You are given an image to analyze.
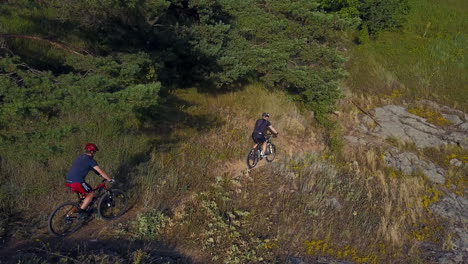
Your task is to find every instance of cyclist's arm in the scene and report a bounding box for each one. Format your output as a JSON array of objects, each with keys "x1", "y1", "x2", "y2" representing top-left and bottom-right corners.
[
  {"x1": 93, "y1": 166, "x2": 112, "y2": 181},
  {"x1": 268, "y1": 125, "x2": 278, "y2": 135}
]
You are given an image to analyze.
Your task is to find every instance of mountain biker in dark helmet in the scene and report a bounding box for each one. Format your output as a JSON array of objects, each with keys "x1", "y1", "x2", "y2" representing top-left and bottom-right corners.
[
  {"x1": 65, "y1": 143, "x2": 113, "y2": 218},
  {"x1": 252, "y1": 113, "x2": 279, "y2": 158}
]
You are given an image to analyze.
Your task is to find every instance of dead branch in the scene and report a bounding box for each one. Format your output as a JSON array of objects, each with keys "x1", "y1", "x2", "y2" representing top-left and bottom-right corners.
[
  {"x1": 352, "y1": 100, "x2": 383, "y2": 128},
  {"x1": 0, "y1": 34, "x2": 91, "y2": 56}
]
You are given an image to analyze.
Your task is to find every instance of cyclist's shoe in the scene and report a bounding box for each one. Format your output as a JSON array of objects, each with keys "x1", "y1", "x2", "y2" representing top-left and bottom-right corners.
[
  {"x1": 77, "y1": 209, "x2": 90, "y2": 220},
  {"x1": 260, "y1": 152, "x2": 266, "y2": 159}
]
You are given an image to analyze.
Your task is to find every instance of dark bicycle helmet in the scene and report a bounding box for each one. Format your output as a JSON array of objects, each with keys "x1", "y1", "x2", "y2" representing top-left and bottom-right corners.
[
  {"x1": 262, "y1": 112, "x2": 270, "y2": 117},
  {"x1": 85, "y1": 143, "x2": 99, "y2": 152}
]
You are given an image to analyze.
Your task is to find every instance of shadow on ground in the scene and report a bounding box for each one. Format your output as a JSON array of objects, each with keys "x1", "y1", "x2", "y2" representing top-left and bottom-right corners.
[
  {"x1": 0, "y1": 236, "x2": 193, "y2": 264},
  {"x1": 114, "y1": 91, "x2": 225, "y2": 190}
]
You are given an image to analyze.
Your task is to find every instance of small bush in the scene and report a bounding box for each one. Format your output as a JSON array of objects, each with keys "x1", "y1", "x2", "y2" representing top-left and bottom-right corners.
[
  {"x1": 132, "y1": 249, "x2": 149, "y2": 264},
  {"x1": 191, "y1": 192, "x2": 275, "y2": 263},
  {"x1": 135, "y1": 209, "x2": 170, "y2": 239}
]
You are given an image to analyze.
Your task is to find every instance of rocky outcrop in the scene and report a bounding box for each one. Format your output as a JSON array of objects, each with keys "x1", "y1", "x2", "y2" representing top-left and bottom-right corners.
[
  {"x1": 430, "y1": 192, "x2": 468, "y2": 223},
  {"x1": 384, "y1": 148, "x2": 447, "y2": 184},
  {"x1": 346, "y1": 103, "x2": 467, "y2": 184},
  {"x1": 427, "y1": 191, "x2": 468, "y2": 264},
  {"x1": 356, "y1": 105, "x2": 467, "y2": 149}
]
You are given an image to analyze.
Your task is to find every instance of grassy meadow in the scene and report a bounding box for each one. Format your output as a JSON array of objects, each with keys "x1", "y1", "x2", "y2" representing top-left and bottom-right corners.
[{"x1": 347, "y1": 0, "x2": 467, "y2": 111}]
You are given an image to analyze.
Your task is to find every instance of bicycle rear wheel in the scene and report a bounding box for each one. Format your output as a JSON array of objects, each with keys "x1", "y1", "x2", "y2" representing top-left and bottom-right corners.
[
  {"x1": 265, "y1": 143, "x2": 276, "y2": 162},
  {"x1": 48, "y1": 202, "x2": 83, "y2": 236},
  {"x1": 246, "y1": 148, "x2": 259, "y2": 169},
  {"x1": 98, "y1": 189, "x2": 127, "y2": 220}
]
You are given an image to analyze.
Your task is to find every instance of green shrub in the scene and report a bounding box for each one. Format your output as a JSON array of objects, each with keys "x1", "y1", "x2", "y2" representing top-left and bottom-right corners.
[
  {"x1": 191, "y1": 192, "x2": 275, "y2": 264},
  {"x1": 319, "y1": 0, "x2": 410, "y2": 35},
  {"x1": 135, "y1": 209, "x2": 170, "y2": 239},
  {"x1": 358, "y1": 24, "x2": 370, "y2": 44}
]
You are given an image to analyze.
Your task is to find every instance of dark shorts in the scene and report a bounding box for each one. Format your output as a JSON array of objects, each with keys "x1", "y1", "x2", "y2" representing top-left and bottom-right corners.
[
  {"x1": 66, "y1": 182, "x2": 92, "y2": 195},
  {"x1": 252, "y1": 132, "x2": 266, "y2": 144}
]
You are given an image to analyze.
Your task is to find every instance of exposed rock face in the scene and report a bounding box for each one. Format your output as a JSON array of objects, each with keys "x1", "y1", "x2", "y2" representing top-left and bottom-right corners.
[
  {"x1": 346, "y1": 103, "x2": 467, "y2": 184},
  {"x1": 458, "y1": 123, "x2": 468, "y2": 131},
  {"x1": 442, "y1": 113, "x2": 463, "y2": 126},
  {"x1": 384, "y1": 148, "x2": 447, "y2": 184},
  {"x1": 450, "y1": 159, "x2": 463, "y2": 167},
  {"x1": 428, "y1": 191, "x2": 468, "y2": 264},
  {"x1": 430, "y1": 191, "x2": 468, "y2": 229},
  {"x1": 359, "y1": 105, "x2": 467, "y2": 149}
]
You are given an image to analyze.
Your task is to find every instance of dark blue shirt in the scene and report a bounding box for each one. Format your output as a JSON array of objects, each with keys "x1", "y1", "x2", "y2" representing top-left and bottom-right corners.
[
  {"x1": 253, "y1": 119, "x2": 271, "y2": 134},
  {"x1": 66, "y1": 154, "x2": 98, "y2": 183}
]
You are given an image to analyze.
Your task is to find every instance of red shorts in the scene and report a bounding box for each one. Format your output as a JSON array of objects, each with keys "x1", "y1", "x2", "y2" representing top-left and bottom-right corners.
[{"x1": 66, "y1": 182, "x2": 92, "y2": 195}]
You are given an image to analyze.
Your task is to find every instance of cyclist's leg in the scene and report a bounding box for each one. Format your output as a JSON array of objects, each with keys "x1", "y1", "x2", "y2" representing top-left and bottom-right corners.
[
  {"x1": 251, "y1": 133, "x2": 258, "y2": 149},
  {"x1": 78, "y1": 182, "x2": 94, "y2": 210},
  {"x1": 67, "y1": 182, "x2": 94, "y2": 210},
  {"x1": 262, "y1": 141, "x2": 267, "y2": 155},
  {"x1": 255, "y1": 135, "x2": 266, "y2": 155},
  {"x1": 65, "y1": 182, "x2": 93, "y2": 218}
]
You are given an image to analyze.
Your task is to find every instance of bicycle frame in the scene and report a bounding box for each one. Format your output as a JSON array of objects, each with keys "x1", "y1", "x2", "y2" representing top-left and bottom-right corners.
[
  {"x1": 254, "y1": 134, "x2": 272, "y2": 151},
  {"x1": 75, "y1": 180, "x2": 108, "y2": 203}
]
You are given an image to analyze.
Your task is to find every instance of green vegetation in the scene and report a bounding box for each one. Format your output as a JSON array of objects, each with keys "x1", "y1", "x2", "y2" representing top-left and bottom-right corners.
[
  {"x1": 347, "y1": 0, "x2": 467, "y2": 110},
  {"x1": 136, "y1": 209, "x2": 170, "y2": 239},
  {"x1": 319, "y1": 0, "x2": 410, "y2": 35},
  {"x1": 0, "y1": 0, "x2": 463, "y2": 263}
]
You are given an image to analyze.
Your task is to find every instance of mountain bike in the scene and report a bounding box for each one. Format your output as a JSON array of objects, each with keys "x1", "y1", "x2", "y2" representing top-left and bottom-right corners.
[
  {"x1": 48, "y1": 179, "x2": 128, "y2": 236},
  {"x1": 246, "y1": 134, "x2": 277, "y2": 169}
]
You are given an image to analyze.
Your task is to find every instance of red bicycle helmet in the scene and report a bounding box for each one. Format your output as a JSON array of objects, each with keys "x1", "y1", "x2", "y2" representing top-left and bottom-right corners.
[{"x1": 85, "y1": 143, "x2": 99, "y2": 152}]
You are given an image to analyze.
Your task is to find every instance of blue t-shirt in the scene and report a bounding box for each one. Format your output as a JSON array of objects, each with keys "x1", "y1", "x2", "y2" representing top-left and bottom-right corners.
[
  {"x1": 66, "y1": 154, "x2": 99, "y2": 183},
  {"x1": 253, "y1": 119, "x2": 271, "y2": 134}
]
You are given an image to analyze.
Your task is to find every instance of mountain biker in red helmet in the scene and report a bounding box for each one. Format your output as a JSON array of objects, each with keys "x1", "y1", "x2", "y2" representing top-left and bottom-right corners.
[
  {"x1": 252, "y1": 113, "x2": 279, "y2": 158},
  {"x1": 65, "y1": 143, "x2": 113, "y2": 218}
]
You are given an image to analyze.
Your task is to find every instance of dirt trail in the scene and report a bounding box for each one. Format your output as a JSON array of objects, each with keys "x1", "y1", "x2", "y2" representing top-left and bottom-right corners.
[
  {"x1": 0, "y1": 204, "x2": 141, "y2": 259},
  {"x1": 0, "y1": 201, "x2": 195, "y2": 263}
]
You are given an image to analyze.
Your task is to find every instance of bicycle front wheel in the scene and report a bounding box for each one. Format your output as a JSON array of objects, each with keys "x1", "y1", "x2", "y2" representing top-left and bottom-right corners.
[
  {"x1": 246, "y1": 148, "x2": 259, "y2": 169},
  {"x1": 98, "y1": 189, "x2": 127, "y2": 220},
  {"x1": 48, "y1": 202, "x2": 83, "y2": 236},
  {"x1": 265, "y1": 143, "x2": 276, "y2": 162}
]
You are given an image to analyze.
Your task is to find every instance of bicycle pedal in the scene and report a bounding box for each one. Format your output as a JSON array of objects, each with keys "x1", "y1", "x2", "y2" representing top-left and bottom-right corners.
[
  {"x1": 77, "y1": 214, "x2": 88, "y2": 220},
  {"x1": 78, "y1": 210, "x2": 91, "y2": 219}
]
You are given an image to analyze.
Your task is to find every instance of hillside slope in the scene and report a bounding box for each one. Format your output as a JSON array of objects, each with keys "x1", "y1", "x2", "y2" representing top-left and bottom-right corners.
[{"x1": 2, "y1": 85, "x2": 466, "y2": 264}]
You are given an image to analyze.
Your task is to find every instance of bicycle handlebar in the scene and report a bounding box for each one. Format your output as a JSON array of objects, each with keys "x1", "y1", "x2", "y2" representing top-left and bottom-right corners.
[{"x1": 98, "y1": 175, "x2": 115, "y2": 183}]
